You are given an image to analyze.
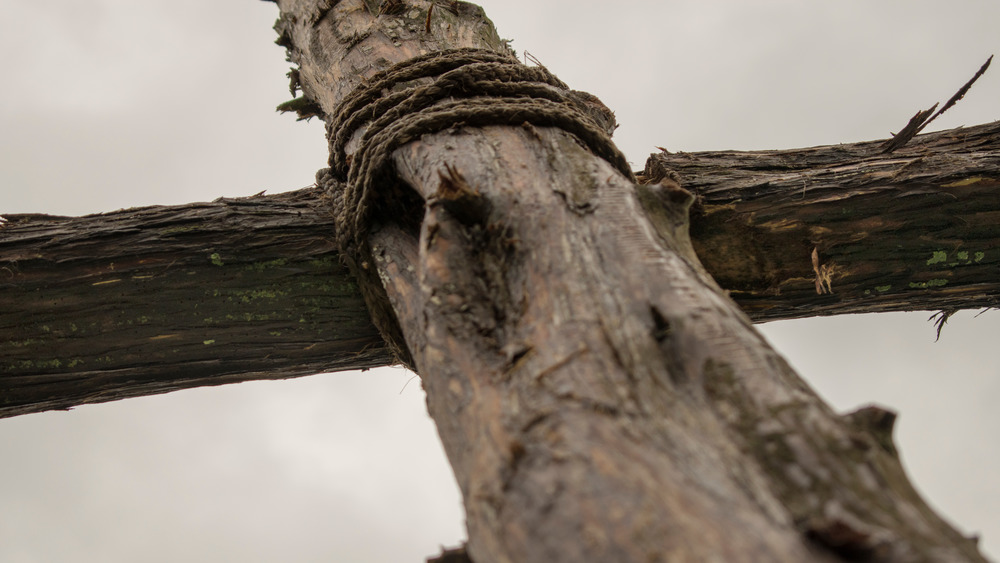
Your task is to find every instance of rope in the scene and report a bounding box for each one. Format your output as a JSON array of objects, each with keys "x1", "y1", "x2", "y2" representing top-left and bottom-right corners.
[{"x1": 318, "y1": 48, "x2": 632, "y2": 365}]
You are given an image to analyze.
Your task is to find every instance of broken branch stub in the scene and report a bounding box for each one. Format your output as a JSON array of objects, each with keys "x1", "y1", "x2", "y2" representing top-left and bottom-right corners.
[{"x1": 880, "y1": 55, "x2": 993, "y2": 153}]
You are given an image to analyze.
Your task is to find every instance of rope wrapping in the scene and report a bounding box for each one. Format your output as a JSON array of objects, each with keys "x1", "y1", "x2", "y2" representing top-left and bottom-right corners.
[{"x1": 318, "y1": 48, "x2": 633, "y2": 366}]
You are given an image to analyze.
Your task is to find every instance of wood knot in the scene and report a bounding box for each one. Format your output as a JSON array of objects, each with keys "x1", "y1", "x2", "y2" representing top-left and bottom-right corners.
[
  {"x1": 432, "y1": 163, "x2": 491, "y2": 226},
  {"x1": 845, "y1": 404, "x2": 898, "y2": 456}
]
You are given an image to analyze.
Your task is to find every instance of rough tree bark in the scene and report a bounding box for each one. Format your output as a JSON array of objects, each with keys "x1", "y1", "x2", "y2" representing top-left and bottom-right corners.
[
  {"x1": 0, "y1": 1, "x2": 993, "y2": 560},
  {"x1": 274, "y1": 0, "x2": 985, "y2": 561},
  {"x1": 657, "y1": 124, "x2": 1000, "y2": 321},
  {"x1": 0, "y1": 189, "x2": 389, "y2": 418},
  {"x1": 3, "y1": 122, "x2": 997, "y2": 417}
]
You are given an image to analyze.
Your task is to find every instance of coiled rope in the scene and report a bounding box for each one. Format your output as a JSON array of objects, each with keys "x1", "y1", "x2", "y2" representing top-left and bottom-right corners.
[{"x1": 317, "y1": 48, "x2": 633, "y2": 365}]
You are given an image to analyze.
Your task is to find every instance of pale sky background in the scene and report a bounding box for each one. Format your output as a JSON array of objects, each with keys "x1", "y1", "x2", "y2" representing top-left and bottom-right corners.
[{"x1": 1, "y1": 1, "x2": 998, "y2": 561}]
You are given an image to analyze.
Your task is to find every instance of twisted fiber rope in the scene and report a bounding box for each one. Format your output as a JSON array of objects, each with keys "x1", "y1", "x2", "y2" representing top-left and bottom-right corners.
[
  {"x1": 328, "y1": 49, "x2": 529, "y2": 140},
  {"x1": 329, "y1": 61, "x2": 570, "y2": 174},
  {"x1": 319, "y1": 48, "x2": 632, "y2": 364},
  {"x1": 327, "y1": 48, "x2": 545, "y2": 168}
]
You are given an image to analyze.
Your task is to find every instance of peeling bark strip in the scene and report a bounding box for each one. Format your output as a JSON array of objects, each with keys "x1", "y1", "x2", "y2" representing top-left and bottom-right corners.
[
  {"x1": 276, "y1": 0, "x2": 986, "y2": 560},
  {"x1": 0, "y1": 189, "x2": 389, "y2": 418},
  {"x1": 880, "y1": 55, "x2": 993, "y2": 153}
]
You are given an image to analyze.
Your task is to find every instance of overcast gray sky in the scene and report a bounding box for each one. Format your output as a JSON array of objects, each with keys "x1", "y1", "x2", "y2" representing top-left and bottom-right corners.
[{"x1": 1, "y1": 1, "x2": 998, "y2": 561}]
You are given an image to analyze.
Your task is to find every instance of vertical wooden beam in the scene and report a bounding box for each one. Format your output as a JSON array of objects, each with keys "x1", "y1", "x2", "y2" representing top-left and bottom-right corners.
[{"x1": 279, "y1": 1, "x2": 986, "y2": 560}]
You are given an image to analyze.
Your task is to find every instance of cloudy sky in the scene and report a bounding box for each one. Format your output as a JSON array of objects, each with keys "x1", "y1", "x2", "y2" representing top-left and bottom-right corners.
[{"x1": 1, "y1": 1, "x2": 998, "y2": 561}]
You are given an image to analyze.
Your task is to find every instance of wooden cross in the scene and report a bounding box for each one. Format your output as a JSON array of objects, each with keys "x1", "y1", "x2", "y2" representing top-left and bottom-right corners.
[{"x1": 1, "y1": 1, "x2": 996, "y2": 560}]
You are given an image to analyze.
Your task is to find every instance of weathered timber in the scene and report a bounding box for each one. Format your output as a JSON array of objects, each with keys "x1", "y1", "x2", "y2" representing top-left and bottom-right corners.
[
  {"x1": 649, "y1": 121, "x2": 1000, "y2": 321},
  {"x1": 280, "y1": 0, "x2": 987, "y2": 560},
  {"x1": 0, "y1": 0, "x2": 990, "y2": 558},
  {"x1": 3, "y1": 121, "x2": 998, "y2": 418},
  {"x1": 0, "y1": 188, "x2": 390, "y2": 418}
]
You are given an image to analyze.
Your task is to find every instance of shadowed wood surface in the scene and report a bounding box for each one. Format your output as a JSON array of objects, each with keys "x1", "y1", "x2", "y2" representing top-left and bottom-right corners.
[{"x1": 0, "y1": 188, "x2": 390, "y2": 418}]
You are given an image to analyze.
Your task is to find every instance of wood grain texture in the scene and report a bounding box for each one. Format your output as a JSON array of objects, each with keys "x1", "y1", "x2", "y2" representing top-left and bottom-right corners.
[
  {"x1": 280, "y1": 0, "x2": 989, "y2": 560},
  {"x1": 0, "y1": 188, "x2": 390, "y2": 418},
  {"x1": 0, "y1": 2, "x2": 994, "y2": 556},
  {"x1": 381, "y1": 123, "x2": 985, "y2": 562},
  {"x1": 651, "y1": 121, "x2": 1000, "y2": 321}
]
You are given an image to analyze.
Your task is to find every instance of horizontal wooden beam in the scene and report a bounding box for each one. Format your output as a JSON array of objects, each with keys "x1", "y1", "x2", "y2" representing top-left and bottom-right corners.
[
  {"x1": 649, "y1": 120, "x2": 1000, "y2": 321},
  {"x1": 2, "y1": 121, "x2": 998, "y2": 417},
  {"x1": 0, "y1": 188, "x2": 391, "y2": 418}
]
